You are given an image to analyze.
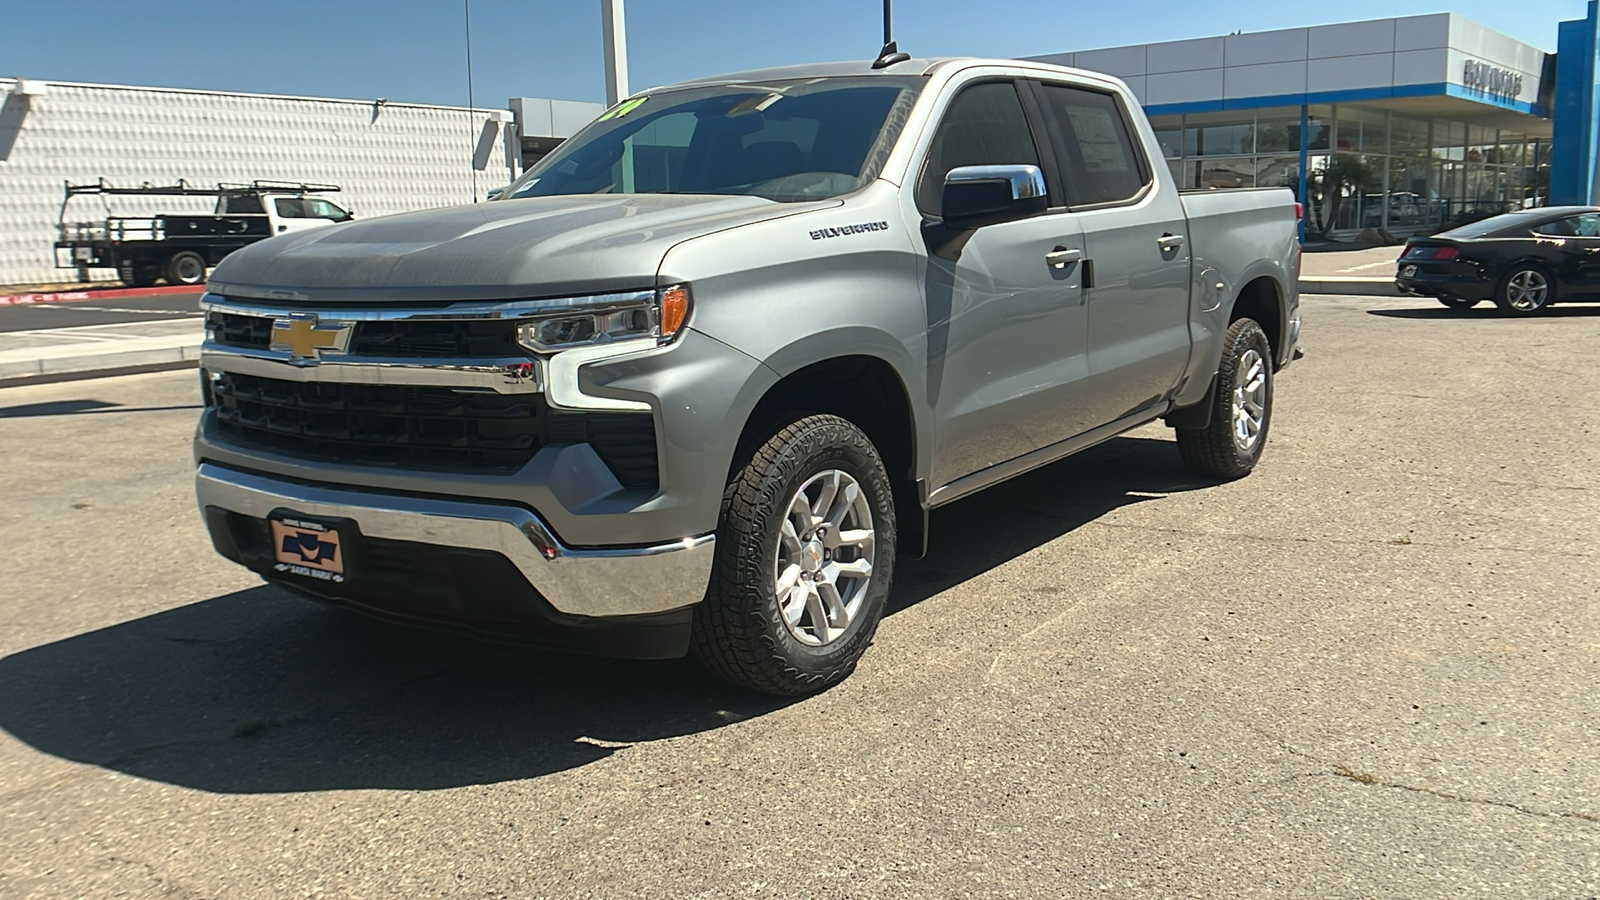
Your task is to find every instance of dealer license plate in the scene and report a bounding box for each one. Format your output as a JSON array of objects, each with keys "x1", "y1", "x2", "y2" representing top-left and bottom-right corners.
[{"x1": 270, "y1": 515, "x2": 346, "y2": 583}]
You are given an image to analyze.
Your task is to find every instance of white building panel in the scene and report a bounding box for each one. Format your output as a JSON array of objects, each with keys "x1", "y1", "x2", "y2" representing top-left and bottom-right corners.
[
  {"x1": 1146, "y1": 37, "x2": 1225, "y2": 75},
  {"x1": 0, "y1": 79, "x2": 540, "y2": 287},
  {"x1": 1308, "y1": 53, "x2": 1399, "y2": 93},
  {"x1": 1393, "y1": 48, "x2": 1451, "y2": 87},
  {"x1": 1146, "y1": 69, "x2": 1225, "y2": 106},
  {"x1": 1225, "y1": 61, "x2": 1308, "y2": 100},
  {"x1": 1308, "y1": 20, "x2": 1397, "y2": 59},
  {"x1": 1224, "y1": 28, "x2": 1308, "y2": 67},
  {"x1": 1395, "y1": 14, "x2": 1450, "y2": 52},
  {"x1": 1073, "y1": 46, "x2": 1147, "y2": 78}
]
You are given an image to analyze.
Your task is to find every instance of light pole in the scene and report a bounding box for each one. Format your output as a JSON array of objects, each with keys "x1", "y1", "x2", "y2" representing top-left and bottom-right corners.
[{"x1": 602, "y1": 0, "x2": 629, "y2": 106}]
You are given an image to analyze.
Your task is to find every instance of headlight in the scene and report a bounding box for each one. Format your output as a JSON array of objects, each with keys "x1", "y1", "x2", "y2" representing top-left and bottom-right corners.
[{"x1": 517, "y1": 285, "x2": 691, "y2": 354}]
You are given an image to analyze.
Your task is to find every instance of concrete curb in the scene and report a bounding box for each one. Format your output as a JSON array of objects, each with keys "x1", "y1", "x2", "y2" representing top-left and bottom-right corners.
[
  {"x1": 1297, "y1": 277, "x2": 1401, "y2": 297},
  {"x1": 0, "y1": 285, "x2": 204, "y2": 307},
  {"x1": 0, "y1": 333, "x2": 201, "y2": 383}
]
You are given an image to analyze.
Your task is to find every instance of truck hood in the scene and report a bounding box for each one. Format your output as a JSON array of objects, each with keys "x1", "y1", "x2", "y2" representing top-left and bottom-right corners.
[{"x1": 208, "y1": 194, "x2": 839, "y2": 302}]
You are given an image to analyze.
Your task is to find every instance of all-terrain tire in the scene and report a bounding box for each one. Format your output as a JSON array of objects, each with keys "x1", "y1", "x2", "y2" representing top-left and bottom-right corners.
[
  {"x1": 691, "y1": 414, "x2": 896, "y2": 696},
  {"x1": 1175, "y1": 317, "x2": 1273, "y2": 479}
]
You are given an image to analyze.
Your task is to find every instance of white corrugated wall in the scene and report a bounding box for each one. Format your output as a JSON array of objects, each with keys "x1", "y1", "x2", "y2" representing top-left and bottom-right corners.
[{"x1": 0, "y1": 78, "x2": 521, "y2": 286}]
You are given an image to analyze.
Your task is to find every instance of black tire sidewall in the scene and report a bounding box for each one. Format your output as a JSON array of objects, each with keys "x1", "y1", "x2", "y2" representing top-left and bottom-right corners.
[
  {"x1": 165, "y1": 251, "x2": 206, "y2": 285},
  {"x1": 1218, "y1": 319, "x2": 1273, "y2": 472}
]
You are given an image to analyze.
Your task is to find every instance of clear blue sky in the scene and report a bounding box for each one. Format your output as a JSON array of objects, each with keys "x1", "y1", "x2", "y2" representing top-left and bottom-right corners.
[{"x1": 1, "y1": 0, "x2": 1590, "y2": 107}]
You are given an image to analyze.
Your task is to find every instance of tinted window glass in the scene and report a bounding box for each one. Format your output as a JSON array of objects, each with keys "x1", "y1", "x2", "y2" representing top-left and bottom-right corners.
[
  {"x1": 915, "y1": 81, "x2": 1041, "y2": 217},
  {"x1": 1443, "y1": 210, "x2": 1548, "y2": 239},
  {"x1": 273, "y1": 198, "x2": 306, "y2": 218},
  {"x1": 1037, "y1": 84, "x2": 1149, "y2": 206},
  {"x1": 219, "y1": 194, "x2": 264, "y2": 214},
  {"x1": 303, "y1": 198, "x2": 349, "y2": 220},
  {"x1": 505, "y1": 76, "x2": 922, "y2": 203}
]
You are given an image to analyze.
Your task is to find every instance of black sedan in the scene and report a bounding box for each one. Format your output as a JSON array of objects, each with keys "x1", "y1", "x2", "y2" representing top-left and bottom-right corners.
[{"x1": 1394, "y1": 206, "x2": 1600, "y2": 315}]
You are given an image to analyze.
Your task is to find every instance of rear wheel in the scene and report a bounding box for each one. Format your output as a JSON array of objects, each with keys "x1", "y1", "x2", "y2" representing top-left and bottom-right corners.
[
  {"x1": 1437, "y1": 296, "x2": 1480, "y2": 310},
  {"x1": 691, "y1": 414, "x2": 895, "y2": 696},
  {"x1": 116, "y1": 259, "x2": 159, "y2": 288},
  {"x1": 1494, "y1": 263, "x2": 1553, "y2": 316},
  {"x1": 1175, "y1": 317, "x2": 1273, "y2": 479},
  {"x1": 164, "y1": 251, "x2": 207, "y2": 286}
]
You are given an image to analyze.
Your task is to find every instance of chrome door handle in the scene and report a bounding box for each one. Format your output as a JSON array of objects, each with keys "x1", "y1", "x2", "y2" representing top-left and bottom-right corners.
[
  {"x1": 1157, "y1": 233, "x2": 1185, "y2": 252},
  {"x1": 1045, "y1": 246, "x2": 1083, "y2": 269}
]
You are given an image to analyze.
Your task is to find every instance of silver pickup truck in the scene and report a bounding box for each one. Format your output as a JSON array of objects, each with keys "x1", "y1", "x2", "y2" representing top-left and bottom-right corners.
[{"x1": 194, "y1": 56, "x2": 1300, "y2": 695}]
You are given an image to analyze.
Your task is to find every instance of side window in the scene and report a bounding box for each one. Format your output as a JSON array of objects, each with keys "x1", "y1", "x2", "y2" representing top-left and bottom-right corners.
[
  {"x1": 219, "y1": 194, "x2": 264, "y2": 214},
  {"x1": 1573, "y1": 213, "x2": 1600, "y2": 237},
  {"x1": 1036, "y1": 83, "x2": 1150, "y2": 206},
  {"x1": 273, "y1": 198, "x2": 306, "y2": 218},
  {"x1": 915, "y1": 81, "x2": 1041, "y2": 217},
  {"x1": 304, "y1": 198, "x2": 349, "y2": 221}
]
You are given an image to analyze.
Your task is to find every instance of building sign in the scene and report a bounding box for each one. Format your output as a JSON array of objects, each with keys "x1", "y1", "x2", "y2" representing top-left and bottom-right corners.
[{"x1": 1462, "y1": 59, "x2": 1524, "y2": 100}]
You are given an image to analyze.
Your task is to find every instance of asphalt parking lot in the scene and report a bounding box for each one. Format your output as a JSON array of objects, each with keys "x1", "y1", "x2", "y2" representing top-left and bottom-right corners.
[{"x1": 0, "y1": 295, "x2": 1596, "y2": 898}]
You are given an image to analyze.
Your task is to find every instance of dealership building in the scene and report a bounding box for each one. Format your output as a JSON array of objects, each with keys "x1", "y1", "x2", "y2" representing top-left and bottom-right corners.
[{"x1": 1027, "y1": 5, "x2": 1600, "y2": 236}]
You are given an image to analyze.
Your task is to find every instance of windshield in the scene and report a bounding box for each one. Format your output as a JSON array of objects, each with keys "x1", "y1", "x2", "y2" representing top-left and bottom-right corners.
[{"x1": 504, "y1": 76, "x2": 924, "y2": 203}]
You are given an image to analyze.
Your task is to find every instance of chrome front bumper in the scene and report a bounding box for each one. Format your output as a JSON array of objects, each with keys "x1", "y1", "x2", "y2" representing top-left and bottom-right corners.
[{"x1": 196, "y1": 463, "x2": 714, "y2": 617}]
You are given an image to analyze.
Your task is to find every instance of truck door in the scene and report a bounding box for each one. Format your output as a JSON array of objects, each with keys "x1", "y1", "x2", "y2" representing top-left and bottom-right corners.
[
  {"x1": 1031, "y1": 81, "x2": 1192, "y2": 428},
  {"x1": 269, "y1": 197, "x2": 324, "y2": 234},
  {"x1": 909, "y1": 79, "x2": 1095, "y2": 489}
]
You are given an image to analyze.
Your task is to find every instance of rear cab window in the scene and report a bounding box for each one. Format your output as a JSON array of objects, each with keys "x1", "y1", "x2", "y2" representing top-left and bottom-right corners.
[{"x1": 1032, "y1": 82, "x2": 1151, "y2": 207}]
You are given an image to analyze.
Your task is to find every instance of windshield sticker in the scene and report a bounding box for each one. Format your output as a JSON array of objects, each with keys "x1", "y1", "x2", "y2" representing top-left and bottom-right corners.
[
  {"x1": 810, "y1": 221, "x2": 890, "y2": 241},
  {"x1": 598, "y1": 96, "x2": 649, "y2": 121}
]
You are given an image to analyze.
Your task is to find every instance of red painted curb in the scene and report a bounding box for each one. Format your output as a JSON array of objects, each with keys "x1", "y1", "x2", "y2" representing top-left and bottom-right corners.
[{"x1": 0, "y1": 284, "x2": 206, "y2": 307}]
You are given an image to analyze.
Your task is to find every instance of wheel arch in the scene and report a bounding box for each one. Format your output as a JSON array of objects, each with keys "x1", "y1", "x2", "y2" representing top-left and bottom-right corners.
[
  {"x1": 734, "y1": 349, "x2": 926, "y2": 558},
  {"x1": 1228, "y1": 273, "x2": 1287, "y2": 368}
]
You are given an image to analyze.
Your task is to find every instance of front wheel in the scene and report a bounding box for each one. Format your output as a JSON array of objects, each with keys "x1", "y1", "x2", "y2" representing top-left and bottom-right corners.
[
  {"x1": 1494, "y1": 263, "x2": 1554, "y2": 316},
  {"x1": 691, "y1": 414, "x2": 896, "y2": 696},
  {"x1": 1438, "y1": 296, "x2": 1480, "y2": 310},
  {"x1": 1175, "y1": 317, "x2": 1273, "y2": 479}
]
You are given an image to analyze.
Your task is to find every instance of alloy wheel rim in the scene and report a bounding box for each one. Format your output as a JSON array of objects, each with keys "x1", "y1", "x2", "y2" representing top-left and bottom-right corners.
[
  {"x1": 1507, "y1": 270, "x2": 1548, "y2": 310},
  {"x1": 773, "y1": 469, "x2": 875, "y2": 647},
  {"x1": 1231, "y1": 348, "x2": 1267, "y2": 453}
]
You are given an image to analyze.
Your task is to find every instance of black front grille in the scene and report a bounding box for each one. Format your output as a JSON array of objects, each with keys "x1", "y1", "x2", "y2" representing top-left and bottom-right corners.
[
  {"x1": 210, "y1": 372, "x2": 658, "y2": 488},
  {"x1": 209, "y1": 313, "x2": 273, "y2": 349},
  {"x1": 205, "y1": 311, "x2": 519, "y2": 358},
  {"x1": 348, "y1": 320, "x2": 520, "y2": 357}
]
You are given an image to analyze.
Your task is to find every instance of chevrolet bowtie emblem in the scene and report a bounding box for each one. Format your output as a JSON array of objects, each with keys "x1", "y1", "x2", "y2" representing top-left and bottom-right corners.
[{"x1": 270, "y1": 316, "x2": 352, "y2": 362}]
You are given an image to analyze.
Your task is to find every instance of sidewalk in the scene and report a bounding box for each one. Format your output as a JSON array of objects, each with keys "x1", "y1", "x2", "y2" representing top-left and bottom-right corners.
[{"x1": 0, "y1": 318, "x2": 203, "y2": 382}]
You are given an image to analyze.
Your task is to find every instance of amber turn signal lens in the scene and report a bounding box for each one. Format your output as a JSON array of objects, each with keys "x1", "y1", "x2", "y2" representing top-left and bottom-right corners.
[{"x1": 659, "y1": 285, "x2": 690, "y2": 340}]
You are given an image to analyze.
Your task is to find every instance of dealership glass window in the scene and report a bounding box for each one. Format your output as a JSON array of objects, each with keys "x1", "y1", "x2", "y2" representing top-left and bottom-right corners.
[
  {"x1": 1255, "y1": 155, "x2": 1299, "y2": 189},
  {"x1": 1188, "y1": 156, "x2": 1254, "y2": 189},
  {"x1": 1432, "y1": 120, "x2": 1466, "y2": 162},
  {"x1": 1185, "y1": 112, "x2": 1254, "y2": 156},
  {"x1": 1152, "y1": 125, "x2": 1183, "y2": 159},
  {"x1": 1153, "y1": 103, "x2": 1547, "y2": 231}
]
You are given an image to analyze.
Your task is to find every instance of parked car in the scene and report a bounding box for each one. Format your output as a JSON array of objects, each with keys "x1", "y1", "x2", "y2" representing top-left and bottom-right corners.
[
  {"x1": 192, "y1": 55, "x2": 1301, "y2": 696},
  {"x1": 55, "y1": 180, "x2": 352, "y2": 287},
  {"x1": 1396, "y1": 207, "x2": 1600, "y2": 315}
]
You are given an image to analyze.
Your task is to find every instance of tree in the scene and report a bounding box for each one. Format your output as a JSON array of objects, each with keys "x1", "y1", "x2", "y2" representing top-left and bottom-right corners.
[{"x1": 1309, "y1": 155, "x2": 1376, "y2": 237}]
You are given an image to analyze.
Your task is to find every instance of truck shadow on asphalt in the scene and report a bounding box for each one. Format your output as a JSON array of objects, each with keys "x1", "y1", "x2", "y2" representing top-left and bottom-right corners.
[{"x1": 0, "y1": 435, "x2": 1212, "y2": 794}]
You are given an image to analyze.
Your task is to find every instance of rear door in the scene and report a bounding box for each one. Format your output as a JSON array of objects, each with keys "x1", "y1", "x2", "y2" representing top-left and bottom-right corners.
[{"x1": 1030, "y1": 81, "x2": 1192, "y2": 426}]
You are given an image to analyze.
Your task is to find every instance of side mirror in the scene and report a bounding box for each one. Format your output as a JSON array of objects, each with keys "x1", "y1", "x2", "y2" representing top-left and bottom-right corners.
[{"x1": 941, "y1": 164, "x2": 1048, "y2": 230}]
